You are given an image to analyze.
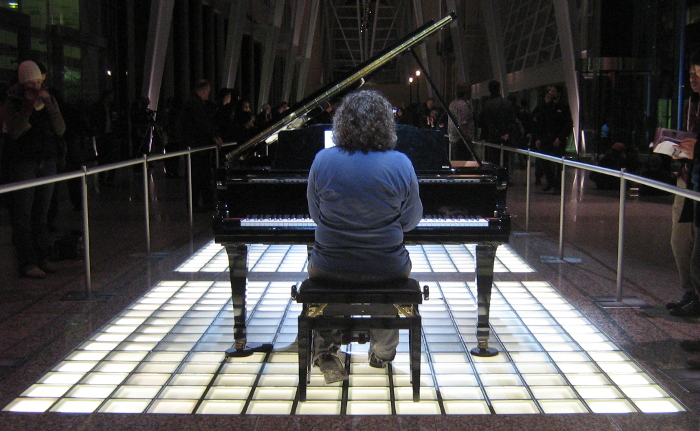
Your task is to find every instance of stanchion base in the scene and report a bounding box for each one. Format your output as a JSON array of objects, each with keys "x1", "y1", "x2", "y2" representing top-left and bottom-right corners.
[
  {"x1": 590, "y1": 296, "x2": 650, "y2": 309},
  {"x1": 470, "y1": 346, "x2": 499, "y2": 357},
  {"x1": 60, "y1": 291, "x2": 113, "y2": 302},
  {"x1": 128, "y1": 252, "x2": 169, "y2": 260},
  {"x1": 225, "y1": 343, "x2": 274, "y2": 358},
  {"x1": 540, "y1": 255, "x2": 582, "y2": 264}
]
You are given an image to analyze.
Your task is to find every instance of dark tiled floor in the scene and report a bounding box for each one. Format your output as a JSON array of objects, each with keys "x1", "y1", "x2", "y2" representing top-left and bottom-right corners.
[{"x1": 0, "y1": 163, "x2": 699, "y2": 429}]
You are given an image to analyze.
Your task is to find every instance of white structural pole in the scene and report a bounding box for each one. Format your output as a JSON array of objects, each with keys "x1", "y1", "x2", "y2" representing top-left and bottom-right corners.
[
  {"x1": 142, "y1": 0, "x2": 175, "y2": 112},
  {"x1": 222, "y1": 0, "x2": 249, "y2": 89}
]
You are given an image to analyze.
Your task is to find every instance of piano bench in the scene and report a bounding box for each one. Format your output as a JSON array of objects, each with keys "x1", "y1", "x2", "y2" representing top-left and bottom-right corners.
[{"x1": 291, "y1": 278, "x2": 429, "y2": 402}]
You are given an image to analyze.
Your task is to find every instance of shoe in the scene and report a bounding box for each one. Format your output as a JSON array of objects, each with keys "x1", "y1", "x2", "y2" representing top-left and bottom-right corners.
[
  {"x1": 669, "y1": 299, "x2": 700, "y2": 317},
  {"x1": 680, "y1": 339, "x2": 700, "y2": 352},
  {"x1": 667, "y1": 292, "x2": 696, "y2": 310},
  {"x1": 39, "y1": 261, "x2": 59, "y2": 273},
  {"x1": 21, "y1": 266, "x2": 46, "y2": 279},
  {"x1": 314, "y1": 353, "x2": 348, "y2": 384},
  {"x1": 541, "y1": 184, "x2": 553, "y2": 192},
  {"x1": 368, "y1": 351, "x2": 391, "y2": 369}
]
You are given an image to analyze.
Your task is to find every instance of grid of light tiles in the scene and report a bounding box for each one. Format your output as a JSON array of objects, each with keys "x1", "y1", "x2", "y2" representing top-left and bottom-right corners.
[
  {"x1": 3, "y1": 244, "x2": 683, "y2": 415},
  {"x1": 175, "y1": 242, "x2": 534, "y2": 274}
]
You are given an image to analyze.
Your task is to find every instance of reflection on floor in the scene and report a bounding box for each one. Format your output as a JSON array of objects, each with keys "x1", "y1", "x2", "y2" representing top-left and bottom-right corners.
[{"x1": 3, "y1": 243, "x2": 684, "y2": 415}]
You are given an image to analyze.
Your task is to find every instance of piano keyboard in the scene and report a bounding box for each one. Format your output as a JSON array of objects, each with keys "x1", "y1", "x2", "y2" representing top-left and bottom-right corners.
[{"x1": 239, "y1": 216, "x2": 489, "y2": 227}]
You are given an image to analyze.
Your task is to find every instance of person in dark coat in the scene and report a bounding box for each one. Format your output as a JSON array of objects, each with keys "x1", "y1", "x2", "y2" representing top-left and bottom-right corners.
[{"x1": 180, "y1": 79, "x2": 223, "y2": 211}]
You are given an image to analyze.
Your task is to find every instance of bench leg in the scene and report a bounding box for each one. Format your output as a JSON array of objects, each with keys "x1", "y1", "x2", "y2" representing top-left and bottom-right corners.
[
  {"x1": 298, "y1": 315, "x2": 310, "y2": 401},
  {"x1": 410, "y1": 315, "x2": 421, "y2": 402}
]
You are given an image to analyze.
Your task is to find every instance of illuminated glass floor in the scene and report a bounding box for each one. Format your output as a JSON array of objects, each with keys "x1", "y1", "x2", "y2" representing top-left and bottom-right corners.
[{"x1": 3, "y1": 243, "x2": 684, "y2": 415}]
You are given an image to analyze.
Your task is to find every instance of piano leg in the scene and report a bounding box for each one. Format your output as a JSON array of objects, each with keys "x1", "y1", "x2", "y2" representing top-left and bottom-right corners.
[
  {"x1": 470, "y1": 243, "x2": 499, "y2": 357},
  {"x1": 224, "y1": 243, "x2": 273, "y2": 357}
]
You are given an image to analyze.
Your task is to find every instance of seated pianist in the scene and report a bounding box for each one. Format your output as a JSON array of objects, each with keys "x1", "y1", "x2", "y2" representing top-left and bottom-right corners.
[{"x1": 306, "y1": 90, "x2": 424, "y2": 383}]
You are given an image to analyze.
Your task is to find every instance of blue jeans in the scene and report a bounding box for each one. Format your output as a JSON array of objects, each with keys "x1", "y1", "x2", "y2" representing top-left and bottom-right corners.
[{"x1": 9, "y1": 160, "x2": 57, "y2": 272}]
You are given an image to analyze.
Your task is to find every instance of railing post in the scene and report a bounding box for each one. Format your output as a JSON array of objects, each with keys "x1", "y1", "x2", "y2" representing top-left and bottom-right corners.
[
  {"x1": 81, "y1": 166, "x2": 91, "y2": 296},
  {"x1": 558, "y1": 161, "x2": 566, "y2": 259},
  {"x1": 142, "y1": 155, "x2": 151, "y2": 254},
  {"x1": 525, "y1": 151, "x2": 531, "y2": 231},
  {"x1": 616, "y1": 169, "x2": 627, "y2": 302},
  {"x1": 187, "y1": 148, "x2": 193, "y2": 229}
]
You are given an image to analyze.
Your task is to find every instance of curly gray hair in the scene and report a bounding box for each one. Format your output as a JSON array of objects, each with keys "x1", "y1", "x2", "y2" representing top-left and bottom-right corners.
[{"x1": 332, "y1": 90, "x2": 397, "y2": 153}]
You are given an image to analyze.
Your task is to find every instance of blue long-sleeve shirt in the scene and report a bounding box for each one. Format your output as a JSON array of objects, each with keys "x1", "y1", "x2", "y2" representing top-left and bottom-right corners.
[{"x1": 307, "y1": 147, "x2": 423, "y2": 277}]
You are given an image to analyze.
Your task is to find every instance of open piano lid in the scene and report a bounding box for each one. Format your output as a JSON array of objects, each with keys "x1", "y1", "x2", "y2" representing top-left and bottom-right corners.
[{"x1": 223, "y1": 12, "x2": 463, "y2": 166}]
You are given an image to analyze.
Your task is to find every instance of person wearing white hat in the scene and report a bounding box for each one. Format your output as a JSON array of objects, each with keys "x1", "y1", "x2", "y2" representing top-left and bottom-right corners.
[{"x1": 4, "y1": 60, "x2": 66, "y2": 279}]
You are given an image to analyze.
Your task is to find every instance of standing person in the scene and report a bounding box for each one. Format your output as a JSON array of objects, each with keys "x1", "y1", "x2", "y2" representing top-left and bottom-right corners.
[
  {"x1": 180, "y1": 79, "x2": 223, "y2": 211},
  {"x1": 531, "y1": 91, "x2": 552, "y2": 186},
  {"x1": 306, "y1": 90, "x2": 423, "y2": 383},
  {"x1": 214, "y1": 88, "x2": 235, "y2": 143},
  {"x1": 516, "y1": 98, "x2": 532, "y2": 169},
  {"x1": 447, "y1": 84, "x2": 475, "y2": 161},
  {"x1": 4, "y1": 60, "x2": 66, "y2": 278},
  {"x1": 667, "y1": 51, "x2": 700, "y2": 316},
  {"x1": 532, "y1": 85, "x2": 572, "y2": 193},
  {"x1": 163, "y1": 96, "x2": 184, "y2": 178},
  {"x1": 481, "y1": 80, "x2": 517, "y2": 165},
  {"x1": 90, "y1": 89, "x2": 119, "y2": 186},
  {"x1": 419, "y1": 97, "x2": 435, "y2": 129},
  {"x1": 37, "y1": 62, "x2": 67, "y2": 232},
  {"x1": 674, "y1": 132, "x2": 700, "y2": 364}
]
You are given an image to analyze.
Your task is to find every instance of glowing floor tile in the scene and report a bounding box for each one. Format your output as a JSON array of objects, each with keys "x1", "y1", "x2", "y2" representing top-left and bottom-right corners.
[
  {"x1": 66, "y1": 385, "x2": 117, "y2": 399},
  {"x1": 3, "y1": 398, "x2": 56, "y2": 413},
  {"x1": 159, "y1": 386, "x2": 207, "y2": 399},
  {"x1": 395, "y1": 400, "x2": 441, "y2": 414},
  {"x1": 484, "y1": 386, "x2": 531, "y2": 400},
  {"x1": 50, "y1": 398, "x2": 102, "y2": 413},
  {"x1": 147, "y1": 399, "x2": 198, "y2": 414},
  {"x1": 22, "y1": 385, "x2": 72, "y2": 398},
  {"x1": 530, "y1": 386, "x2": 577, "y2": 399},
  {"x1": 98, "y1": 399, "x2": 150, "y2": 413},
  {"x1": 112, "y1": 386, "x2": 162, "y2": 399},
  {"x1": 539, "y1": 400, "x2": 588, "y2": 414},
  {"x1": 246, "y1": 400, "x2": 293, "y2": 414},
  {"x1": 4, "y1": 244, "x2": 684, "y2": 417},
  {"x1": 634, "y1": 398, "x2": 685, "y2": 413},
  {"x1": 443, "y1": 400, "x2": 491, "y2": 414},
  {"x1": 491, "y1": 400, "x2": 539, "y2": 414},
  {"x1": 296, "y1": 401, "x2": 341, "y2": 415},
  {"x1": 347, "y1": 401, "x2": 391, "y2": 415},
  {"x1": 586, "y1": 399, "x2": 636, "y2": 413}
]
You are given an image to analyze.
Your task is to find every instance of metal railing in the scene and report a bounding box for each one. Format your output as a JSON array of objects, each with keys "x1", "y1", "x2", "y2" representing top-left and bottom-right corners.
[
  {"x1": 2, "y1": 138, "x2": 697, "y2": 303},
  {"x1": 477, "y1": 139, "x2": 700, "y2": 302},
  {"x1": 0, "y1": 141, "x2": 237, "y2": 296}
]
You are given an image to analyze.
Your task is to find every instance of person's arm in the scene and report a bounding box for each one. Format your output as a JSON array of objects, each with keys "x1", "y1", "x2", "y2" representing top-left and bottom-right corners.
[
  {"x1": 460, "y1": 103, "x2": 475, "y2": 141},
  {"x1": 399, "y1": 162, "x2": 423, "y2": 232},
  {"x1": 307, "y1": 159, "x2": 320, "y2": 223},
  {"x1": 5, "y1": 90, "x2": 34, "y2": 140},
  {"x1": 42, "y1": 92, "x2": 66, "y2": 136},
  {"x1": 675, "y1": 138, "x2": 697, "y2": 160}
]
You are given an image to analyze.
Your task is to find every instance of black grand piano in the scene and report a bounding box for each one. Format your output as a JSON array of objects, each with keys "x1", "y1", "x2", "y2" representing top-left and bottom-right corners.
[{"x1": 213, "y1": 13, "x2": 510, "y2": 358}]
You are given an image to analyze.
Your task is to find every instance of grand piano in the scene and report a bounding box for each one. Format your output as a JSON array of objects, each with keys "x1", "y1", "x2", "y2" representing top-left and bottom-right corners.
[{"x1": 213, "y1": 13, "x2": 510, "y2": 358}]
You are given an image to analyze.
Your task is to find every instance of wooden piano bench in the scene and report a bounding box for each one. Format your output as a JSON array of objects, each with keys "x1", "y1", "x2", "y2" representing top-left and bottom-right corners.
[{"x1": 291, "y1": 278, "x2": 429, "y2": 402}]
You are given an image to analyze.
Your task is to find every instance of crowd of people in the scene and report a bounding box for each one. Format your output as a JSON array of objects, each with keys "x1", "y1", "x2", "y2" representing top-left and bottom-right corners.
[{"x1": 0, "y1": 59, "x2": 294, "y2": 278}]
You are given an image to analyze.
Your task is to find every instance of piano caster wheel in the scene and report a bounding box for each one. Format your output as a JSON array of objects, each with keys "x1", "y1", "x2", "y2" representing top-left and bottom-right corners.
[
  {"x1": 225, "y1": 342, "x2": 274, "y2": 358},
  {"x1": 470, "y1": 346, "x2": 499, "y2": 357}
]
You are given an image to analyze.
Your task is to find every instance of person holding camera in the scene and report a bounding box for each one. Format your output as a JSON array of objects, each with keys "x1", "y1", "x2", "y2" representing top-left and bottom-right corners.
[{"x1": 4, "y1": 60, "x2": 66, "y2": 278}]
